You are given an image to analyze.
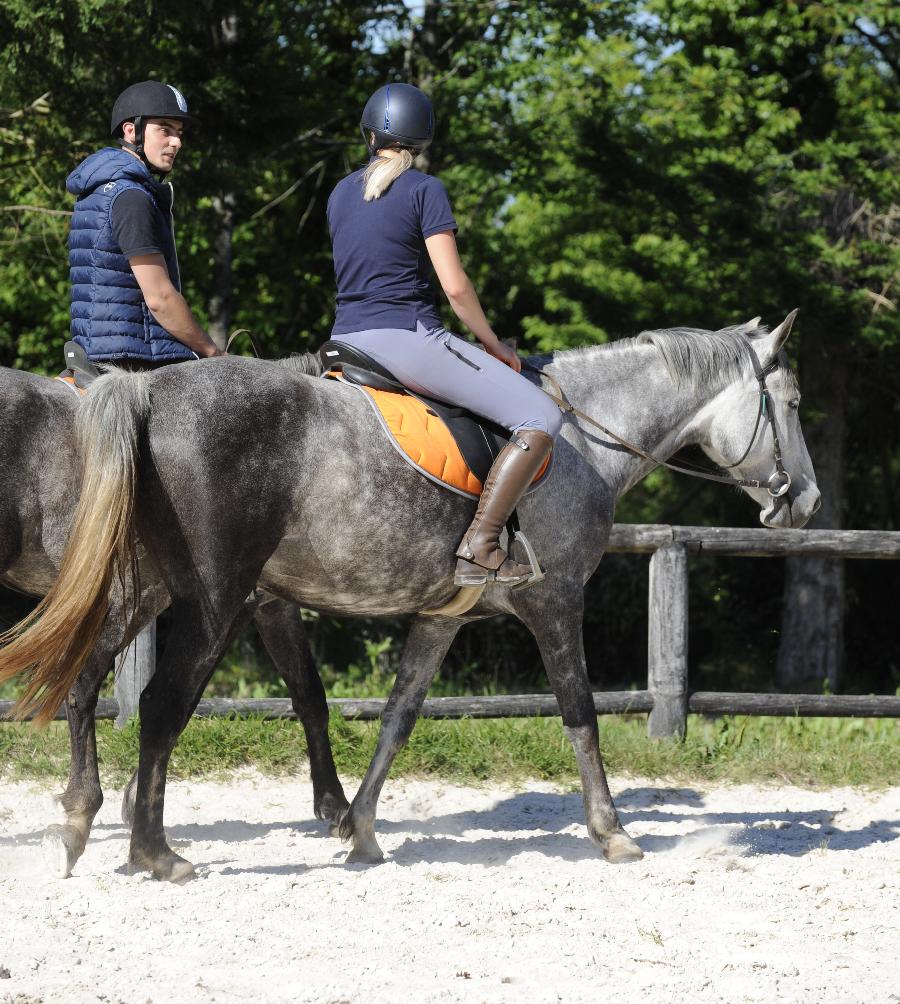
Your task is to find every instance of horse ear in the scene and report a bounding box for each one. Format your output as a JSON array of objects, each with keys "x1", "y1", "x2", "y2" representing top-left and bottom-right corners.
[{"x1": 757, "y1": 309, "x2": 798, "y2": 365}]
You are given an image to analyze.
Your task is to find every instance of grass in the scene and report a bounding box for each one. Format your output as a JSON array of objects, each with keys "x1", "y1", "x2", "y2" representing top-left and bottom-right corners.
[{"x1": 0, "y1": 713, "x2": 897, "y2": 789}]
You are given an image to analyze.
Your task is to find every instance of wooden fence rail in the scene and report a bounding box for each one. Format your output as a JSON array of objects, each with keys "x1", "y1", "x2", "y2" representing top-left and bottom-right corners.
[
  {"x1": 607, "y1": 523, "x2": 900, "y2": 736},
  {"x1": 2, "y1": 524, "x2": 899, "y2": 736},
  {"x1": 4, "y1": 691, "x2": 899, "y2": 725}
]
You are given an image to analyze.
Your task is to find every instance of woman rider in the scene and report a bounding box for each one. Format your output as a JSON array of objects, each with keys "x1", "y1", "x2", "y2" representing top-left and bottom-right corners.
[{"x1": 327, "y1": 83, "x2": 562, "y2": 587}]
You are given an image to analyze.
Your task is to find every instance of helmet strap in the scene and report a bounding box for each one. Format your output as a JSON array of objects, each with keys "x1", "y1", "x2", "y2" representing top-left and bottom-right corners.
[
  {"x1": 120, "y1": 116, "x2": 159, "y2": 173},
  {"x1": 360, "y1": 124, "x2": 379, "y2": 156}
]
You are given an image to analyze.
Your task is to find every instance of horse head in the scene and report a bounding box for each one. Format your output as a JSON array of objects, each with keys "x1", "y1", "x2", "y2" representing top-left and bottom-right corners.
[{"x1": 700, "y1": 310, "x2": 821, "y2": 528}]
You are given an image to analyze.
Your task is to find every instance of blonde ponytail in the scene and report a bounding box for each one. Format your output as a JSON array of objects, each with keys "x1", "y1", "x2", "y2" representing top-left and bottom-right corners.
[{"x1": 362, "y1": 149, "x2": 414, "y2": 201}]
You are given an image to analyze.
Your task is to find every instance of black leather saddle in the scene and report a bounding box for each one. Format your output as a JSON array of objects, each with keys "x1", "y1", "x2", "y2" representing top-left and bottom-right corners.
[
  {"x1": 319, "y1": 339, "x2": 512, "y2": 485},
  {"x1": 61, "y1": 341, "x2": 102, "y2": 390}
]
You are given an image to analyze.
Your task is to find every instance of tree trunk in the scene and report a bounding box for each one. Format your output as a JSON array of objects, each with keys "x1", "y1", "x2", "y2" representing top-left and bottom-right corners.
[
  {"x1": 405, "y1": 0, "x2": 438, "y2": 175},
  {"x1": 207, "y1": 191, "x2": 235, "y2": 349},
  {"x1": 776, "y1": 335, "x2": 846, "y2": 692}
]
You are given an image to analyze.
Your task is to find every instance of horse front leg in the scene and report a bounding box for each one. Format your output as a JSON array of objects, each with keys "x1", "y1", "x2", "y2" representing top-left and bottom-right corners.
[
  {"x1": 339, "y1": 615, "x2": 460, "y2": 864},
  {"x1": 252, "y1": 592, "x2": 348, "y2": 825},
  {"x1": 516, "y1": 585, "x2": 643, "y2": 863}
]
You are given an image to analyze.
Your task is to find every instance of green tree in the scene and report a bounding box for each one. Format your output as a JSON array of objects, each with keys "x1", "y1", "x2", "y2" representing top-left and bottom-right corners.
[{"x1": 2, "y1": 1, "x2": 897, "y2": 696}]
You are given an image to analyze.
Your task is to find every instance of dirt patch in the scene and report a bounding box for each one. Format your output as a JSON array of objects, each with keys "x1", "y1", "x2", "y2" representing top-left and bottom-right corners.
[{"x1": 1, "y1": 772, "x2": 897, "y2": 1003}]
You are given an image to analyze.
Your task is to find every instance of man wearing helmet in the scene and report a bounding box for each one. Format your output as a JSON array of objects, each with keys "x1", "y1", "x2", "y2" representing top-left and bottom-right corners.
[{"x1": 65, "y1": 80, "x2": 221, "y2": 368}]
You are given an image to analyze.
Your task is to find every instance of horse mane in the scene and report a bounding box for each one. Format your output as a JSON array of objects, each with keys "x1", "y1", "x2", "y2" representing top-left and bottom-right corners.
[
  {"x1": 539, "y1": 319, "x2": 795, "y2": 393},
  {"x1": 273, "y1": 352, "x2": 324, "y2": 377},
  {"x1": 634, "y1": 322, "x2": 761, "y2": 391}
]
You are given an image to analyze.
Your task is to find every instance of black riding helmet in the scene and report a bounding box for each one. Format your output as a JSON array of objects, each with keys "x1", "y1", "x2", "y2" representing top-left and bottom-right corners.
[
  {"x1": 110, "y1": 81, "x2": 195, "y2": 168},
  {"x1": 360, "y1": 82, "x2": 434, "y2": 155}
]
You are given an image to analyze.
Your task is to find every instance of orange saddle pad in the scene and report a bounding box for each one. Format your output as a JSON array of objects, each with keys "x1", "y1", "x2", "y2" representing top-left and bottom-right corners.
[
  {"x1": 55, "y1": 372, "x2": 88, "y2": 396},
  {"x1": 337, "y1": 376, "x2": 550, "y2": 500}
]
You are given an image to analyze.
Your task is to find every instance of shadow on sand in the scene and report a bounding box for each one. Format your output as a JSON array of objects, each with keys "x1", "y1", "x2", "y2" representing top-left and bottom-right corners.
[{"x1": 5, "y1": 786, "x2": 897, "y2": 874}]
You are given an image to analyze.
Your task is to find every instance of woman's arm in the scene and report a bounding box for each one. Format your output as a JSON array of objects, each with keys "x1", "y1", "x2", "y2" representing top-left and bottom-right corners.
[{"x1": 425, "y1": 231, "x2": 521, "y2": 372}]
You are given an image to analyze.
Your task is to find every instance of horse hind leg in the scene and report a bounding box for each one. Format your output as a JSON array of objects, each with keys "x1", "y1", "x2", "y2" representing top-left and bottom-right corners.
[
  {"x1": 339, "y1": 615, "x2": 460, "y2": 864},
  {"x1": 516, "y1": 587, "x2": 642, "y2": 863},
  {"x1": 128, "y1": 600, "x2": 246, "y2": 883},
  {"x1": 41, "y1": 649, "x2": 113, "y2": 878},
  {"x1": 252, "y1": 593, "x2": 349, "y2": 825}
]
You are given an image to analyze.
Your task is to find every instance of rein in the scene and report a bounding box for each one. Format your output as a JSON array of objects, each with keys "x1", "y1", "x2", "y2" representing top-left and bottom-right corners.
[
  {"x1": 525, "y1": 354, "x2": 792, "y2": 499},
  {"x1": 225, "y1": 328, "x2": 262, "y2": 357}
]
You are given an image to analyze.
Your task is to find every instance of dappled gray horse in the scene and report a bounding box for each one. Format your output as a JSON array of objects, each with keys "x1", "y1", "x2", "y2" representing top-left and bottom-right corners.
[
  {"x1": 1, "y1": 313, "x2": 819, "y2": 880},
  {"x1": 0, "y1": 365, "x2": 347, "y2": 877}
]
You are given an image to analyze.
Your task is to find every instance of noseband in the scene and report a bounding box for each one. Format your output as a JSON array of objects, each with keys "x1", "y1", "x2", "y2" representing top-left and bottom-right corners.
[{"x1": 527, "y1": 352, "x2": 792, "y2": 500}]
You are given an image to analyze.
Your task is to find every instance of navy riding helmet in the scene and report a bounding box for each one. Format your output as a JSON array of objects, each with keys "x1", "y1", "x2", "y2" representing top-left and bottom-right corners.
[
  {"x1": 110, "y1": 81, "x2": 195, "y2": 164},
  {"x1": 360, "y1": 82, "x2": 434, "y2": 155}
]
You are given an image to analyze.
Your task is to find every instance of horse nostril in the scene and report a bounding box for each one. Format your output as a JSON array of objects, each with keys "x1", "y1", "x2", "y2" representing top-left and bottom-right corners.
[{"x1": 811, "y1": 494, "x2": 822, "y2": 516}]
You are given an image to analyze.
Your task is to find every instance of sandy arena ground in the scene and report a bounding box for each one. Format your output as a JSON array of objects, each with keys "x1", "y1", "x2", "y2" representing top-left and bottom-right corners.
[{"x1": 0, "y1": 771, "x2": 898, "y2": 1003}]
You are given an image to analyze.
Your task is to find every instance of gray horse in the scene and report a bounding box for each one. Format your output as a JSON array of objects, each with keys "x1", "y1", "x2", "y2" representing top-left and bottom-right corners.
[
  {"x1": 0, "y1": 313, "x2": 819, "y2": 881},
  {"x1": 0, "y1": 365, "x2": 348, "y2": 877}
]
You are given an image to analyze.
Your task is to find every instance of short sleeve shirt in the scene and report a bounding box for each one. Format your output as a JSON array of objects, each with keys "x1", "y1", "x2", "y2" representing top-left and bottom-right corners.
[
  {"x1": 110, "y1": 188, "x2": 167, "y2": 259},
  {"x1": 327, "y1": 167, "x2": 457, "y2": 335}
]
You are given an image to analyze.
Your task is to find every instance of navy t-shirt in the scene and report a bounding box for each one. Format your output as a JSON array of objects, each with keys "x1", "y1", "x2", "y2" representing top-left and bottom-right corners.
[{"x1": 327, "y1": 167, "x2": 457, "y2": 335}]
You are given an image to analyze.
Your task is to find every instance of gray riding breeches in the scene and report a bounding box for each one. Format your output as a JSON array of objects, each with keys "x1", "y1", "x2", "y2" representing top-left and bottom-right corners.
[{"x1": 332, "y1": 322, "x2": 563, "y2": 438}]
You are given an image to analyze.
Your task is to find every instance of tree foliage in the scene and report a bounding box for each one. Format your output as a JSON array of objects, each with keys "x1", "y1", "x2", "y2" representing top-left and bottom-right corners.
[{"x1": 1, "y1": 0, "x2": 897, "y2": 694}]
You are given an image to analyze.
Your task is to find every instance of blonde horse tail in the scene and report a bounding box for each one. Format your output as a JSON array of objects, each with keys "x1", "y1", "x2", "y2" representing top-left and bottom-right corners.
[{"x1": 0, "y1": 370, "x2": 151, "y2": 725}]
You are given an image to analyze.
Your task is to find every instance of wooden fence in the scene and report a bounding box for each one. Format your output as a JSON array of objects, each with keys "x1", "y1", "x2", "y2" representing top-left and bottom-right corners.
[{"x1": 3, "y1": 524, "x2": 899, "y2": 737}]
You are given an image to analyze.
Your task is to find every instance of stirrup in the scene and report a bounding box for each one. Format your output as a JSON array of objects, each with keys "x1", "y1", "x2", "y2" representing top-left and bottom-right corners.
[
  {"x1": 454, "y1": 560, "x2": 494, "y2": 587},
  {"x1": 509, "y1": 530, "x2": 545, "y2": 591},
  {"x1": 454, "y1": 554, "x2": 529, "y2": 587},
  {"x1": 453, "y1": 531, "x2": 544, "y2": 589}
]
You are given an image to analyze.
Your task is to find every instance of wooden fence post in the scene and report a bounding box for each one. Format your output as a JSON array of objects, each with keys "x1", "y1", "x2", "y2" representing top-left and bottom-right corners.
[
  {"x1": 114, "y1": 620, "x2": 156, "y2": 728},
  {"x1": 647, "y1": 543, "x2": 689, "y2": 739}
]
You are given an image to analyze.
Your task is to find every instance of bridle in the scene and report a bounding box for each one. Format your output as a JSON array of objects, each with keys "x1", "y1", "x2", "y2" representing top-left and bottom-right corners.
[
  {"x1": 719, "y1": 351, "x2": 792, "y2": 499},
  {"x1": 526, "y1": 348, "x2": 793, "y2": 500}
]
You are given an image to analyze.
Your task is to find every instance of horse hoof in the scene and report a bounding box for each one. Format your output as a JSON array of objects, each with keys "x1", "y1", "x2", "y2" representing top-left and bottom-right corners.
[
  {"x1": 602, "y1": 831, "x2": 643, "y2": 864},
  {"x1": 345, "y1": 845, "x2": 384, "y2": 866},
  {"x1": 316, "y1": 793, "x2": 350, "y2": 826},
  {"x1": 154, "y1": 855, "x2": 196, "y2": 884},
  {"x1": 41, "y1": 825, "x2": 80, "y2": 879},
  {"x1": 129, "y1": 848, "x2": 196, "y2": 883}
]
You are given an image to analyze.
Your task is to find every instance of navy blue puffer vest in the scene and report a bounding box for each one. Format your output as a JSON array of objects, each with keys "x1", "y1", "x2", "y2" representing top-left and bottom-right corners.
[{"x1": 66, "y1": 147, "x2": 193, "y2": 363}]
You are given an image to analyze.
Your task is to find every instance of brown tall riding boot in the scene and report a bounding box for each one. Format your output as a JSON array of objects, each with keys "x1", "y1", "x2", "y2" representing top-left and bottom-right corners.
[{"x1": 454, "y1": 429, "x2": 553, "y2": 586}]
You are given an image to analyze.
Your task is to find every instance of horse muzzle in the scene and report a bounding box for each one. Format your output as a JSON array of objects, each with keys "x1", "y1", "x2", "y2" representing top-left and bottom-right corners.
[{"x1": 760, "y1": 482, "x2": 821, "y2": 529}]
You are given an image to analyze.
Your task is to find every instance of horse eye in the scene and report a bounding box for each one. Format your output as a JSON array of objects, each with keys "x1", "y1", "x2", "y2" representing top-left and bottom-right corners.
[{"x1": 788, "y1": 399, "x2": 800, "y2": 411}]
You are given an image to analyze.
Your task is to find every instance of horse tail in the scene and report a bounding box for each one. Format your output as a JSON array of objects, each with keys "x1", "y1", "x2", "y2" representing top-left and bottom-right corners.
[{"x1": 0, "y1": 370, "x2": 150, "y2": 725}]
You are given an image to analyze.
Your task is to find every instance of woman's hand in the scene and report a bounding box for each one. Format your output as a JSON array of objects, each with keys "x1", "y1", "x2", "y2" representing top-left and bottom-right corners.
[
  {"x1": 487, "y1": 339, "x2": 522, "y2": 373},
  {"x1": 425, "y1": 232, "x2": 523, "y2": 373}
]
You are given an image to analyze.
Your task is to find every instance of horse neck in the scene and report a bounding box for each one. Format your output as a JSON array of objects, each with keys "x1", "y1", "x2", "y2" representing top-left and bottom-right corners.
[{"x1": 543, "y1": 343, "x2": 721, "y2": 498}]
